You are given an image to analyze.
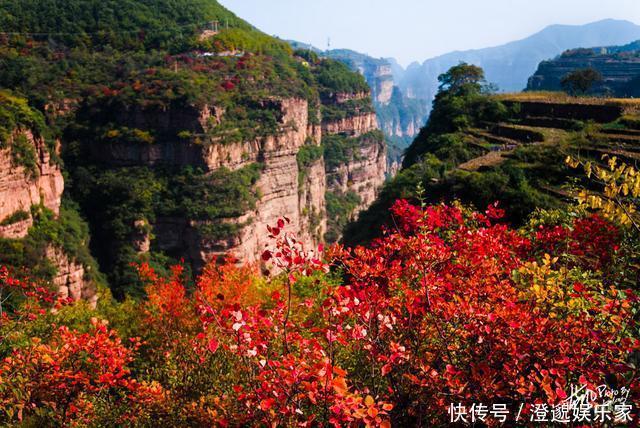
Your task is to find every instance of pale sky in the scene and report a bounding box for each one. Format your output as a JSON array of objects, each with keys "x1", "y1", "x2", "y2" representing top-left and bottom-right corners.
[{"x1": 218, "y1": 0, "x2": 640, "y2": 66}]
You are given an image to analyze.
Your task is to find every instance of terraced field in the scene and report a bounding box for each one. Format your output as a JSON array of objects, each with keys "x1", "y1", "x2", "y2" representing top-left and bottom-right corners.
[
  {"x1": 464, "y1": 94, "x2": 640, "y2": 166},
  {"x1": 448, "y1": 94, "x2": 640, "y2": 206},
  {"x1": 344, "y1": 93, "x2": 640, "y2": 244}
]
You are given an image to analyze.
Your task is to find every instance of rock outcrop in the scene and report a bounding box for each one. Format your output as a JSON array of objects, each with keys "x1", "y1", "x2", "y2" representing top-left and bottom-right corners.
[
  {"x1": 527, "y1": 40, "x2": 640, "y2": 96},
  {"x1": 0, "y1": 130, "x2": 63, "y2": 238},
  {"x1": 325, "y1": 133, "x2": 386, "y2": 213},
  {"x1": 117, "y1": 98, "x2": 326, "y2": 268},
  {"x1": 322, "y1": 112, "x2": 378, "y2": 137},
  {"x1": 322, "y1": 93, "x2": 387, "y2": 219},
  {"x1": 317, "y1": 48, "x2": 429, "y2": 147},
  {"x1": 0, "y1": 127, "x2": 95, "y2": 304},
  {"x1": 86, "y1": 89, "x2": 385, "y2": 265},
  {"x1": 199, "y1": 98, "x2": 327, "y2": 266},
  {"x1": 46, "y1": 245, "x2": 97, "y2": 307}
]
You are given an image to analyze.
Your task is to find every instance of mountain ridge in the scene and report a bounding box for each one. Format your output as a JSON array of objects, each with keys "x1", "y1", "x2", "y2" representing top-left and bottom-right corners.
[{"x1": 396, "y1": 19, "x2": 640, "y2": 108}]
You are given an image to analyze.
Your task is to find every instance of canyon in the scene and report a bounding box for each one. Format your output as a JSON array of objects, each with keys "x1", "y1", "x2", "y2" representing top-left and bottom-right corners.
[{"x1": 0, "y1": 0, "x2": 392, "y2": 299}]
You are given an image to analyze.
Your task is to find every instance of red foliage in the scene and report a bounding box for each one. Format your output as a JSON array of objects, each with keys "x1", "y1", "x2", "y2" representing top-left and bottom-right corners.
[
  {"x1": 221, "y1": 80, "x2": 236, "y2": 91},
  {"x1": 533, "y1": 214, "x2": 621, "y2": 270},
  {"x1": 1, "y1": 202, "x2": 637, "y2": 426},
  {"x1": 0, "y1": 318, "x2": 161, "y2": 424},
  {"x1": 326, "y1": 201, "x2": 638, "y2": 424},
  {"x1": 0, "y1": 266, "x2": 69, "y2": 325}
]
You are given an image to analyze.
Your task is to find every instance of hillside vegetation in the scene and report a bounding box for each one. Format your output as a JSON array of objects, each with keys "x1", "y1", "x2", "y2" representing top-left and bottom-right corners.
[
  {"x1": 344, "y1": 64, "x2": 640, "y2": 245},
  {"x1": 0, "y1": 0, "x2": 379, "y2": 297},
  {"x1": 0, "y1": 0, "x2": 250, "y2": 50},
  {"x1": 0, "y1": 6, "x2": 639, "y2": 427}
]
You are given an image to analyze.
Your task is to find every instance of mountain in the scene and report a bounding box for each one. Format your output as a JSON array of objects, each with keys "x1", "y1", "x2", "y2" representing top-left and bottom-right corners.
[
  {"x1": 398, "y1": 19, "x2": 640, "y2": 106},
  {"x1": 344, "y1": 72, "x2": 640, "y2": 246},
  {"x1": 0, "y1": 0, "x2": 386, "y2": 298},
  {"x1": 289, "y1": 43, "x2": 429, "y2": 166},
  {"x1": 323, "y1": 50, "x2": 428, "y2": 147},
  {"x1": 527, "y1": 40, "x2": 640, "y2": 96}
]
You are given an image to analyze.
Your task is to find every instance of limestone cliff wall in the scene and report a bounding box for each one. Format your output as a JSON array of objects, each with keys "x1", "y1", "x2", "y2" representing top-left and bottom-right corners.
[
  {"x1": 112, "y1": 98, "x2": 326, "y2": 269},
  {"x1": 0, "y1": 129, "x2": 94, "y2": 305},
  {"x1": 46, "y1": 246, "x2": 97, "y2": 307},
  {"x1": 0, "y1": 130, "x2": 63, "y2": 238},
  {"x1": 82, "y1": 94, "x2": 384, "y2": 268},
  {"x1": 322, "y1": 94, "x2": 387, "y2": 218},
  {"x1": 196, "y1": 97, "x2": 327, "y2": 266},
  {"x1": 326, "y1": 135, "x2": 387, "y2": 214},
  {"x1": 322, "y1": 112, "x2": 378, "y2": 137}
]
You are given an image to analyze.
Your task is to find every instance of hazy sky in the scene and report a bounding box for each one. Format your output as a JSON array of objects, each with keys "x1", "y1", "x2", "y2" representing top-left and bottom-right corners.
[{"x1": 218, "y1": 0, "x2": 640, "y2": 66}]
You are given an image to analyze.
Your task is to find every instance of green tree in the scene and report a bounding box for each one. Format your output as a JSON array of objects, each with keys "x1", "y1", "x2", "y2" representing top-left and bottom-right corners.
[
  {"x1": 403, "y1": 63, "x2": 506, "y2": 166},
  {"x1": 561, "y1": 68, "x2": 603, "y2": 95},
  {"x1": 437, "y1": 62, "x2": 485, "y2": 92}
]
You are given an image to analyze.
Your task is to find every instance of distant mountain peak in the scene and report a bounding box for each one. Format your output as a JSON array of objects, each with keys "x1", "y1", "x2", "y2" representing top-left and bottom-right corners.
[{"x1": 398, "y1": 19, "x2": 640, "y2": 107}]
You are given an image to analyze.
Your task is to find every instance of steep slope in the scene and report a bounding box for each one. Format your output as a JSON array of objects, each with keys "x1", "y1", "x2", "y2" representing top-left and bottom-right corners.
[
  {"x1": 323, "y1": 50, "x2": 428, "y2": 146},
  {"x1": 290, "y1": 43, "x2": 427, "y2": 165},
  {"x1": 0, "y1": 91, "x2": 99, "y2": 305},
  {"x1": 343, "y1": 67, "x2": 640, "y2": 246},
  {"x1": 398, "y1": 19, "x2": 640, "y2": 106},
  {"x1": 527, "y1": 40, "x2": 640, "y2": 96},
  {"x1": 323, "y1": 50, "x2": 394, "y2": 105},
  {"x1": 0, "y1": 0, "x2": 386, "y2": 297}
]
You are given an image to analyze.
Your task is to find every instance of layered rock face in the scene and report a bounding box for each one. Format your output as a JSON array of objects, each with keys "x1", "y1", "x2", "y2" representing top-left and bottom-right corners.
[
  {"x1": 92, "y1": 91, "x2": 385, "y2": 265},
  {"x1": 46, "y1": 246, "x2": 97, "y2": 307},
  {"x1": 321, "y1": 49, "x2": 428, "y2": 144},
  {"x1": 197, "y1": 98, "x2": 327, "y2": 266},
  {"x1": 322, "y1": 112, "x2": 378, "y2": 137},
  {"x1": 325, "y1": 132, "x2": 386, "y2": 212},
  {"x1": 0, "y1": 130, "x2": 63, "y2": 238},
  {"x1": 377, "y1": 87, "x2": 425, "y2": 140},
  {"x1": 527, "y1": 42, "x2": 640, "y2": 96},
  {"x1": 362, "y1": 63, "x2": 394, "y2": 105},
  {"x1": 112, "y1": 98, "x2": 326, "y2": 268},
  {"x1": 0, "y1": 129, "x2": 95, "y2": 305},
  {"x1": 322, "y1": 94, "x2": 387, "y2": 217}
]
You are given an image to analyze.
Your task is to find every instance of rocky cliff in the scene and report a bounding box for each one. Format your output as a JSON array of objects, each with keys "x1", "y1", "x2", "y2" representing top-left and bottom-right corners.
[
  {"x1": 527, "y1": 40, "x2": 640, "y2": 96},
  {"x1": 0, "y1": 130, "x2": 63, "y2": 238},
  {"x1": 169, "y1": 98, "x2": 326, "y2": 268},
  {"x1": 320, "y1": 91, "x2": 387, "y2": 242},
  {"x1": 82, "y1": 97, "x2": 328, "y2": 270},
  {"x1": 295, "y1": 46, "x2": 428, "y2": 160},
  {"x1": 0, "y1": 1, "x2": 386, "y2": 297},
  {"x1": 325, "y1": 131, "x2": 386, "y2": 211},
  {"x1": 0, "y1": 102, "x2": 96, "y2": 305},
  {"x1": 81, "y1": 88, "x2": 385, "y2": 267}
]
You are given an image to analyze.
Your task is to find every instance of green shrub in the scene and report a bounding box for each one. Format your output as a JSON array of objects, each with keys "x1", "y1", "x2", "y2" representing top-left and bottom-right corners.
[
  {"x1": 11, "y1": 134, "x2": 39, "y2": 176},
  {"x1": 204, "y1": 28, "x2": 292, "y2": 57},
  {"x1": 323, "y1": 130, "x2": 384, "y2": 171},
  {"x1": 0, "y1": 210, "x2": 30, "y2": 226},
  {"x1": 321, "y1": 97, "x2": 375, "y2": 122},
  {"x1": 0, "y1": 0, "x2": 251, "y2": 51},
  {"x1": 0, "y1": 202, "x2": 106, "y2": 286},
  {"x1": 297, "y1": 143, "x2": 324, "y2": 186},
  {"x1": 325, "y1": 191, "x2": 361, "y2": 243},
  {"x1": 314, "y1": 60, "x2": 370, "y2": 95}
]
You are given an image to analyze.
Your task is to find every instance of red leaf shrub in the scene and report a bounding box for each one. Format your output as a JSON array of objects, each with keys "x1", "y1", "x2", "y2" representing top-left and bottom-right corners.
[{"x1": 0, "y1": 202, "x2": 637, "y2": 426}]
